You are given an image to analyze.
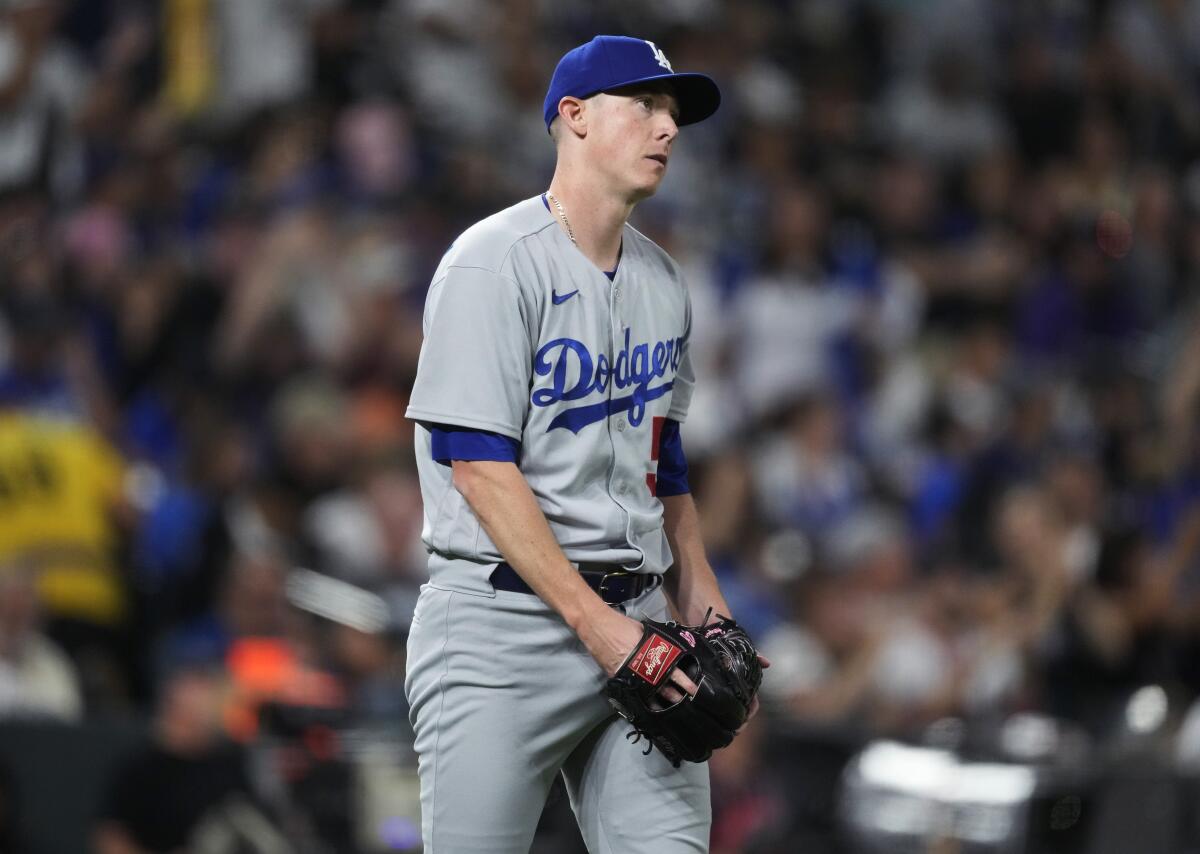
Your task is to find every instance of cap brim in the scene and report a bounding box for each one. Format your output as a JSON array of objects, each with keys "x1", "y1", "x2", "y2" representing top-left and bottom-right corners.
[{"x1": 601, "y1": 72, "x2": 721, "y2": 126}]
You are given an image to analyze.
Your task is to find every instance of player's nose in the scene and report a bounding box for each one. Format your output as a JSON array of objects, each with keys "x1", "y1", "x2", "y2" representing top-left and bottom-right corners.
[{"x1": 658, "y1": 113, "x2": 679, "y2": 141}]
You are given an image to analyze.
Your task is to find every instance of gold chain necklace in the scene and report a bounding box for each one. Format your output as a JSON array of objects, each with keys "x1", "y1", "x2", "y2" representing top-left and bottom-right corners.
[{"x1": 545, "y1": 191, "x2": 577, "y2": 245}]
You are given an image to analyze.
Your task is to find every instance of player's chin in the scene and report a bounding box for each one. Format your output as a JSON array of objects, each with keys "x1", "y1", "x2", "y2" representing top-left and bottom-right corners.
[
  {"x1": 644, "y1": 157, "x2": 669, "y2": 181},
  {"x1": 630, "y1": 168, "x2": 666, "y2": 199}
]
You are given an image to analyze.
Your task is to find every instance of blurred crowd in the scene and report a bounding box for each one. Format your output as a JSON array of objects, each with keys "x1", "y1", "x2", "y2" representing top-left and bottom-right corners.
[{"x1": 3, "y1": 0, "x2": 1200, "y2": 851}]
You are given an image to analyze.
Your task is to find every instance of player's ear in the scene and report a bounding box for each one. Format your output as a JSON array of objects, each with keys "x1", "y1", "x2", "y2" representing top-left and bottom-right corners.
[{"x1": 558, "y1": 96, "x2": 587, "y2": 138}]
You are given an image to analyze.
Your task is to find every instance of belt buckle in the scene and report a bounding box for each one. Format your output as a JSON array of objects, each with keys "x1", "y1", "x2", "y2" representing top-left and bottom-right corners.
[{"x1": 597, "y1": 570, "x2": 631, "y2": 604}]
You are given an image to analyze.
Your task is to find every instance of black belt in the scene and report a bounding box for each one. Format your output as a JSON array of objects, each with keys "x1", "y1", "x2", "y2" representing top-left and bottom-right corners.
[{"x1": 490, "y1": 561, "x2": 661, "y2": 605}]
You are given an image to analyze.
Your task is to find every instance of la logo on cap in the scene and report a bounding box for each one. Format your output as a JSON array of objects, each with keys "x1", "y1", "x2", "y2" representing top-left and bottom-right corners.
[{"x1": 645, "y1": 40, "x2": 673, "y2": 71}]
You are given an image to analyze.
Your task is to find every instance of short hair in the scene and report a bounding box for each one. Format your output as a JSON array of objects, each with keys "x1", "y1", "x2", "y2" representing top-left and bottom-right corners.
[{"x1": 549, "y1": 116, "x2": 563, "y2": 145}]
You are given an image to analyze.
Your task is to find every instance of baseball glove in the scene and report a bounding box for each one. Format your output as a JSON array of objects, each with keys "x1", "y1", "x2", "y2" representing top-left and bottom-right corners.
[{"x1": 603, "y1": 611, "x2": 763, "y2": 767}]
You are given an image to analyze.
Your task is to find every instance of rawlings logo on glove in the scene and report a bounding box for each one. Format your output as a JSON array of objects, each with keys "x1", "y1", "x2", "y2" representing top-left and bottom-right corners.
[
  {"x1": 629, "y1": 635, "x2": 682, "y2": 685},
  {"x1": 603, "y1": 611, "x2": 763, "y2": 767}
]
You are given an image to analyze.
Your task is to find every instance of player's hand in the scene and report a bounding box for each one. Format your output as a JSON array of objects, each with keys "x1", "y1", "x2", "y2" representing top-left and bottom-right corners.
[
  {"x1": 577, "y1": 603, "x2": 645, "y2": 676},
  {"x1": 579, "y1": 606, "x2": 698, "y2": 705}
]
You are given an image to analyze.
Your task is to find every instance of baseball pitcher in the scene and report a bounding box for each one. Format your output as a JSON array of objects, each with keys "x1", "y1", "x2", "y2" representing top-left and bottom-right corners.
[{"x1": 404, "y1": 35, "x2": 766, "y2": 854}]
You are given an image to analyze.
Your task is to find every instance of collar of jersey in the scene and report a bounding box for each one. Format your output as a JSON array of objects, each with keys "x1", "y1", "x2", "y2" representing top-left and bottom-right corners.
[{"x1": 540, "y1": 193, "x2": 623, "y2": 282}]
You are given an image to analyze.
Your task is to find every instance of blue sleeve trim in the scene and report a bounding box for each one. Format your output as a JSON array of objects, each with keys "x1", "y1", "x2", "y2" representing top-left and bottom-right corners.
[
  {"x1": 655, "y1": 418, "x2": 690, "y2": 496},
  {"x1": 431, "y1": 425, "x2": 520, "y2": 466}
]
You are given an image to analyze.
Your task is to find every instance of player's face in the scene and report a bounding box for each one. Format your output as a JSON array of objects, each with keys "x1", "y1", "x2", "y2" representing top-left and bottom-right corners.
[{"x1": 589, "y1": 86, "x2": 680, "y2": 201}]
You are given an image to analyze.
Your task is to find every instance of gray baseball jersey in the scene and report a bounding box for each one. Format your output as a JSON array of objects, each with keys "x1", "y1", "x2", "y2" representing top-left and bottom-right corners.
[{"x1": 405, "y1": 194, "x2": 695, "y2": 592}]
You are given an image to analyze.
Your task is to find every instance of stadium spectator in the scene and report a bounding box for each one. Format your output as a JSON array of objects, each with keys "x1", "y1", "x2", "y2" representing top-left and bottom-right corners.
[
  {"x1": 0, "y1": 0, "x2": 86, "y2": 199},
  {"x1": 0, "y1": 561, "x2": 81, "y2": 720},
  {"x1": 0, "y1": 397, "x2": 133, "y2": 710},
  {"x1": 94, "y1": 665, "x2": 284, "y2": 854}
]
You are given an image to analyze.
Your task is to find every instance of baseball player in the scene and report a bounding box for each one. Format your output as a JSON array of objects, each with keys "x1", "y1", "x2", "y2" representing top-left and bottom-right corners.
[{"x1": 404, "y1": 35, "x2": 765, "y2": 853}]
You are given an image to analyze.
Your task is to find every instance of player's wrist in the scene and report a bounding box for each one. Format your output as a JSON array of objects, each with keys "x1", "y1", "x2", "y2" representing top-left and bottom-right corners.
[
  {"x1": 573, "y1": 603, "x2": 644, "y2": 676},
  {"x1": 564, "y1": 592, "x2": 621, "y2": 636},
  {"x1": 668, "y1": 596, "x2": 731, "y2": 627},
  {"x1": 676, "y1": 581, "x2": 732, "y2": 626}
]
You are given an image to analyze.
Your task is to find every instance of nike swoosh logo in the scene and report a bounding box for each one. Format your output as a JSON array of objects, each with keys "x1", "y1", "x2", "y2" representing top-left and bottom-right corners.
[{"x1": 551, "y1": 289, "x2": 579, "y2": 305}]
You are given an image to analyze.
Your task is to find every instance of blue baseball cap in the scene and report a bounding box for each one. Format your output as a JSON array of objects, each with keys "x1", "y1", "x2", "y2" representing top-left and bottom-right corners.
[{"x1": 543, "y1": 35, "x2": 721, "y2": 131}]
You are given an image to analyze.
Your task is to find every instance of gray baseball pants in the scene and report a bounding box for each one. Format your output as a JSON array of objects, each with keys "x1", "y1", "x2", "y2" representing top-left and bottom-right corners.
[{"x1": 404, "y1": 580, "x2": 711, "y2": 853}]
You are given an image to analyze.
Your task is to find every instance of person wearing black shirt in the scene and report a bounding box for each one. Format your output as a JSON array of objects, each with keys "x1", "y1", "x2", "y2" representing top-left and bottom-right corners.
[{"x1": 94, "y1": 666, "x2": 278, "y2": 854}]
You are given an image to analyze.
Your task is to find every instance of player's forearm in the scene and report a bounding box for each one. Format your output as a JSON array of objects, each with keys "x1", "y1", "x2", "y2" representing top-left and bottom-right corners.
[
  {"x1": 661, "y1": 492, "x2": 731, "y2": 624},
  {"x1": 451, "y1": 459, "x2": 610, "y2": 629}
]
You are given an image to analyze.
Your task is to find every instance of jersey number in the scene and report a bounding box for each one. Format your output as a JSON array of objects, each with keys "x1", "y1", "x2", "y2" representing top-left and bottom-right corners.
[{"x1": 645, "y1": 416, "x2": 665, "y2": 497}]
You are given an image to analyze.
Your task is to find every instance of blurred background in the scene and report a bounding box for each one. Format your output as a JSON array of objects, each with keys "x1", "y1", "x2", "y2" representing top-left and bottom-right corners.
[{"x1": 2, "y1": 0, "x2": 1200, "y2": 851}]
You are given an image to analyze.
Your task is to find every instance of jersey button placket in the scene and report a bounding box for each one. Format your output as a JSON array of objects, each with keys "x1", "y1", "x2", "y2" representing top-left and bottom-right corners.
[{"x1": 606, "y1": 281, "x2": 627, "y2": 509}]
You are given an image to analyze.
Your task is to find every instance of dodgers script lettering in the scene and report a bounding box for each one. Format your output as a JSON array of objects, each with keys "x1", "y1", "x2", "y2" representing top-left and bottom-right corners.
[{"x1": 531, "y1": 327, "x2": 685, "y2": 433}]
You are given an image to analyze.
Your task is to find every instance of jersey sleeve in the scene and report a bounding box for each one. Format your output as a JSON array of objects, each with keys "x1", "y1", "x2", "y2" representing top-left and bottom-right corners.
[
  {"x1": 666, "y1": 292, "x2": 696, "y2": 423},
  {"x1": 406, "y1": 265, "x2": 533, "y2": 440},
  {"x1": 430, "y1": 425, "x2": 521, "y2": 466},
  {"x1": 655, "y1": 418, "x2": 690, "y2": 496}
]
